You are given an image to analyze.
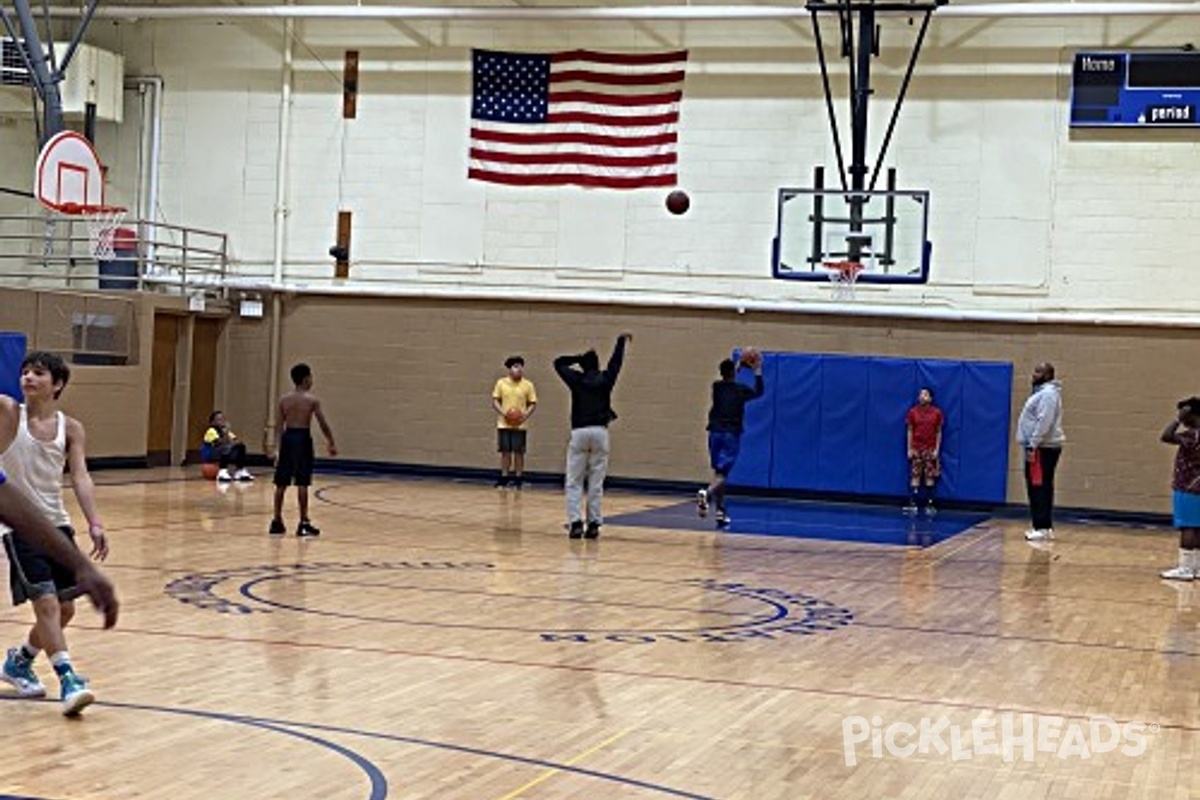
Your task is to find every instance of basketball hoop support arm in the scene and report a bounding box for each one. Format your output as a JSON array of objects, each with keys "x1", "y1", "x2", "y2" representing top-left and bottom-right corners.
[
  {"x1": 807, "y1": 0, "x2": 943, "y2": 261},
  {"x1": 2, "y1": 0, "x2": 101, "y2": 143}
]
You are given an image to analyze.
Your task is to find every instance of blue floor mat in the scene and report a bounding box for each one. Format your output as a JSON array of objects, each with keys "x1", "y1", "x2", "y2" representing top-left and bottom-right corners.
[{"x1": 607, "y1": 496, "x2": 992, "y2": 547}]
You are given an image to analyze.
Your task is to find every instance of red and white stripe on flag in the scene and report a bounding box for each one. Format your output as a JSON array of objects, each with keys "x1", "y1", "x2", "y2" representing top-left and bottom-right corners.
[{"x1": 468, "y1": 49, "x2": 687, "y2": 190}]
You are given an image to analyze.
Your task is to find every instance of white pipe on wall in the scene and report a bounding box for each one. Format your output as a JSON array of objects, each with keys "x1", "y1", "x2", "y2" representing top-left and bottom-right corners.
[
  {"x1": 213, "y1": 276, "x2": 1200, "y2": 330},
  {"x1": 265, "y1": 15, "x2": 294, "y2": 456},
  {"x1": 47, "y1": 3, "x2": 1200, "y2": 20}
]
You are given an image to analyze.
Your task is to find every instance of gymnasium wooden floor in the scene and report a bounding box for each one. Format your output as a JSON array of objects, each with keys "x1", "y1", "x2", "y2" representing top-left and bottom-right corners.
[{"x1": 1, "y1": 469, "x2": 1197, "y2": 799}]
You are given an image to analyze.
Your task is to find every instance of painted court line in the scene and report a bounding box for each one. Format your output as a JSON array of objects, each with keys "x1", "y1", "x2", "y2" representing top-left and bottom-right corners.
[{"x1": 495, "y1": 727, "x2": 632, "y2": 800}]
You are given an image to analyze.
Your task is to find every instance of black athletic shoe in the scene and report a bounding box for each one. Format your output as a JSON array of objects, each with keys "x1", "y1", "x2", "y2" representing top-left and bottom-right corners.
[
  {"x1": 568, "y1": 521, "x2": 584, "y2": 539},
  {"x1": 296, "y1": 521, "x2": 321, "y2": 537},
  {"x1": 269, "y1": 519, "x2": 286, "y2": 535},
  {"x1": 512, "y1": 478, "x2": 524, "y2": 490},
  {"x1": 584, "y1": 522, "x2": 601, "y2": 539}
]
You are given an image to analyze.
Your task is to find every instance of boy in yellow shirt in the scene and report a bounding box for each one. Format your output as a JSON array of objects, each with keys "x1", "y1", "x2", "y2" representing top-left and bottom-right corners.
[
  {"x1": 491, "y1": 356, "x2": 537, "y2": 489},
  {"x1": 204, "y1": 411, "x2": 252, "y2": 482}
]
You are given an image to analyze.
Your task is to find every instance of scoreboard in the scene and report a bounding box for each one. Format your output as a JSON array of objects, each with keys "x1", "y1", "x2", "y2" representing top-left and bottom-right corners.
[{"x1": 1070, "y1": 51, "x2": 1200, "y2": 127}]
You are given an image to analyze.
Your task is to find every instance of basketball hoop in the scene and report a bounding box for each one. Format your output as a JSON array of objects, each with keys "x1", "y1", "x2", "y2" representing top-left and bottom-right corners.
[
  {"x1": 56, "y1": 202, "x2": 128, "y2": 260},
  {"x1": 824, "y1": 260, "x2": 864, "y2": 300}
]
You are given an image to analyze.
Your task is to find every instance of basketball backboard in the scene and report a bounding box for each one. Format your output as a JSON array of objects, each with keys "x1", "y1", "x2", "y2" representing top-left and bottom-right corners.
[
  {"x1": 35, "y1": 130, "x2": 104, "y2": 211},
  {"x1": 772, "y1": 188, "x2": 932, "y2": 285}
]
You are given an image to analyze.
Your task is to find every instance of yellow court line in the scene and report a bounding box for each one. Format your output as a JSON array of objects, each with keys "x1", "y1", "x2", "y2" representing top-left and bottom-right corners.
[
  {"x1": 495, "y1": 727, "x2": 632, "y2": 800},
  {"x1": 929, "y1": 529, "x2": 995, "y2": 566}
]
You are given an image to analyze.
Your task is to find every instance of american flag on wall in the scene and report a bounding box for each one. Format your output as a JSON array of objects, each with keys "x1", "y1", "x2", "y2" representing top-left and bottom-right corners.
[{"x1": 468, "y1": 48, "x2": 687, "y2": 189}]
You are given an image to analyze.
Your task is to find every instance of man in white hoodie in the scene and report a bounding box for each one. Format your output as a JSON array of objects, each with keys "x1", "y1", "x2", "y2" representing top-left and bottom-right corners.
[{"x1": 1017, "y1": 363, "x2": 1065, "y2": 541}]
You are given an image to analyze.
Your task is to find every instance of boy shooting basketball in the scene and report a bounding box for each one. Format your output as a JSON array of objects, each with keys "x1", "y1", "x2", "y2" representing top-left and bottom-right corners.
[
  {"x1": 1160, "y1": 396, "x2": 1200, "y2": 580},
  {"x1": 271, "y1": 363, "x2": 337, "y2": 537},
  {"x1": 905, "y1": 387, "x2": 943, "y2": 515},
  {"x1": 0, "y1": 352, "x2": 109, "y2": 715},
  {"x1": 697, "y1": 349, "x2": 765, "y2": 528},
  {"x1": 492, "y1": 356, "x2": 537, "y2": 489}
]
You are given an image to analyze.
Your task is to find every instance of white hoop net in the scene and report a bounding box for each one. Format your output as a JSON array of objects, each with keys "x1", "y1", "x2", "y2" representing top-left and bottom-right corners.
[
  {"x1": 70, "y1": 206, "x2": 128, "y2": 260},
  {"x1": 826, "y1": 261, "x2": 863, "y2": 301}
]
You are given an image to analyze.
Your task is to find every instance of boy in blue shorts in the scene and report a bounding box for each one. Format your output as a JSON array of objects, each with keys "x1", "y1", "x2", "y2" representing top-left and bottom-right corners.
[
  {"x1": 697, "y1": 351, "x2": 764, "y2": 527},
  {"x1": 1160, "y1": 396, "x2": 1200, "y2": 580}
]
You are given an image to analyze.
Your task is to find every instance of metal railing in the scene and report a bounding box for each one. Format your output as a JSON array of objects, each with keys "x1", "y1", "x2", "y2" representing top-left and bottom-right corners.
[{"x1": 0, "y1": 209, "x2": 228, "y2": 296}]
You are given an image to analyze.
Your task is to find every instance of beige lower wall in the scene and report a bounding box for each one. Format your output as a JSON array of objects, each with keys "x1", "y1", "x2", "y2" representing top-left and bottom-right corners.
[
  {"x1": 3, "y1": 287, "x2": 1189, "y2": 513},
  {"x1": 264, "y1": 295, "x2": 1194, "y2": 515}
]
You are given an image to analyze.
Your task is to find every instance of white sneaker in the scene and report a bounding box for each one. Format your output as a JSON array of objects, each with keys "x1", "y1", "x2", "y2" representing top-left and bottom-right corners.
[
  {"x1": 1161, "y1": 565, "x2": 1195, "y2": 581},
  {"x1": 234, "y1": 469, "x2": 254, "y2": 482},
  {"x1": 1024, "y1": 529, "x2": 1054, "y2": 541},
  {"x1": 696, "y1": 489, "x2": 709, "y2": 518},
  {"x1": 216, "y1": 468, "x2": 233, "y2": 482}
]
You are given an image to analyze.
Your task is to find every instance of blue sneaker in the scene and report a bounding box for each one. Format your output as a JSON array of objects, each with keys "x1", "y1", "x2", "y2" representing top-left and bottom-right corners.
[
  {"x1": 60, "y1": 672, "x2": 94, "y2": 717},
  {"x1": 2, "y1": 647, "x2": 46, "y2": 698}
]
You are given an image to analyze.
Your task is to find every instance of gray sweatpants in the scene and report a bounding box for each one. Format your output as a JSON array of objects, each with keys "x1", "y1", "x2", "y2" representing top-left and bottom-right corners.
[{"x1": 565, "y1": 426, "x2": 610, "y2": 524}]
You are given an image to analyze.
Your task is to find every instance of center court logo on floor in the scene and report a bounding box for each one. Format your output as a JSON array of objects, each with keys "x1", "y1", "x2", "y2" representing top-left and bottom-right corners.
[
  {"x1": 165, "y1": 560, "x2": 496, "y2": 614},
  {"x1": 164, "y1": 567, "x2": 853, "y2": 644}
]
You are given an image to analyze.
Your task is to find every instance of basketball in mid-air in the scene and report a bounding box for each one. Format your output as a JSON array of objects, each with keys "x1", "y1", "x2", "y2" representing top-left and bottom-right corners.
[
  {"x1": 665, "y1": 190, "x2": 690, "y2": 215},
  {"x1": 739, "y1": 347, "x2": 762, "y2": 368},
  {"x1": 504, "y1": 408, "x2": 524, "y2": 427}
]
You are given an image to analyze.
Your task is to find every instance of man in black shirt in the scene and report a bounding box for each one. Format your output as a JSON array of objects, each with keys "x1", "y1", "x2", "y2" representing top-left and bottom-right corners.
[
  {"x1": 698, "y1": 352, "x2": 765, "y2": 527},
  {"x1": 554, "y1": 334, "x2": 631, "y2": 539}
]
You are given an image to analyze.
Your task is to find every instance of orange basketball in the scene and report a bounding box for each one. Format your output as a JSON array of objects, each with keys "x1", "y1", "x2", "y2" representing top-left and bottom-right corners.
[
  {"x1": 665, "y1": 189, "x2": 690, "y2": 215},
  {"x1": 504, "y1": 408, "x2": 524, "y2": 427},
  {"x1": 201, "y1": 463, "x2": 219, "y2": 480}
]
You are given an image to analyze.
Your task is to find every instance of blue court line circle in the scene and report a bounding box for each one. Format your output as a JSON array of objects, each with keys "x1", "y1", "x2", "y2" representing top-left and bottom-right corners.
[
  {"x1": 1, "y1": 697, "x2": 717, "y2": 799},
  {"x1": 236, "y1": 572, "x2": 792, "y2": 635},
  {"x1": 0, "y1": 696, "x2": 387, "y2": 800}
]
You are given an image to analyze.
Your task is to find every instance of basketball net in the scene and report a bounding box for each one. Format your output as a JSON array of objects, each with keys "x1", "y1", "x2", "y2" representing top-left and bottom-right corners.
[
  {"x1": 57, "y1": 203, "x2": 127, "y2": 260},
  {"x1": 825, "y1": 260, "x2": 864, "y2": 301}
]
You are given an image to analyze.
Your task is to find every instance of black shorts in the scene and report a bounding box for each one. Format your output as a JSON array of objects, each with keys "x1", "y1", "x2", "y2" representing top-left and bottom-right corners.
[
  {"x1": 4, "y1": 525, "x2": 78, "y2": 605},
  {"x1": 274, "y1": 428, "x2": 315, "y2": 487},
  {"x1": 497, "y1": 429, "x2": 528, "y2": 454}
]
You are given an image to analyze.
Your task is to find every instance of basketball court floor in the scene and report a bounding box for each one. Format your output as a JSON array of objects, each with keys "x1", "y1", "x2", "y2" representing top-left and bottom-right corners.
[{"x1": 0, "y1": 469, "x2": 1196, "y2": 799}]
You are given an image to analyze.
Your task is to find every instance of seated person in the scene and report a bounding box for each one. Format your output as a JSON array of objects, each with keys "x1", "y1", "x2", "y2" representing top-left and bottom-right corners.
[{"x1": 203, "y1": 411, "x2": 252, "y2": 482}]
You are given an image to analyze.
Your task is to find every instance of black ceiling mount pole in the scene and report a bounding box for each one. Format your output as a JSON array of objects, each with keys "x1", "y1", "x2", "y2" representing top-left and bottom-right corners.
[
  {"x1": 8, "y1": 0, "x2": 102, "y2": 144},
  {"x1": 810, "y1": 8, "x2": 849, "y2": 192},
  {"x1": 805, "y1": 0, "x2": 945, "y2": 263},
  {"x1": 869, "y1": 7, "x2": 935, "y2": 191}
]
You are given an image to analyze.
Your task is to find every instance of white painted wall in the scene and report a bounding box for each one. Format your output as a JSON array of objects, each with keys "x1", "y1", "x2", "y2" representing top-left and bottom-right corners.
[{"x1": 5, "y1": 13, "x2": 1200, "y2": 313}]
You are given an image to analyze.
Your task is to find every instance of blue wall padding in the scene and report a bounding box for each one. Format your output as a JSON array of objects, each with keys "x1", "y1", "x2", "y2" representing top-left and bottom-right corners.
[
  {"x1": 0, "y1": 333, "x2": 26, "y2": 401},
  {"x1": 731, "y1": 352, "x2": 1012, "y2": 504}
]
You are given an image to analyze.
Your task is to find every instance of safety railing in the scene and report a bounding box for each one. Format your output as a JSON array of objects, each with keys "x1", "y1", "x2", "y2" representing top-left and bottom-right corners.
[{"x1": 0, "y1": 210, "x2": 228, "y2": 296}]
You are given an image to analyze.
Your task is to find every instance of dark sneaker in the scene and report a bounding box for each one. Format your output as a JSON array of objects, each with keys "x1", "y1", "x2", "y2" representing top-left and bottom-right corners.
[
  {"x1": 568, "y1": 521, "x2": 584, "y2": 539},
  {"x1": 297, "y1": 521, "x2": 321, "y2": 537},
  {"x1": 715, "y1": 510, "x2": 731, "y2": 528},
  {"x1": 269, "y1": 519, "x2": 287, "y2": 535},
  {"x1": 584, "y1": 522, "x2": 601, "y2": 539},
  {"x1": 512, "y1": 478, "x2": 524, "y2": 490}
]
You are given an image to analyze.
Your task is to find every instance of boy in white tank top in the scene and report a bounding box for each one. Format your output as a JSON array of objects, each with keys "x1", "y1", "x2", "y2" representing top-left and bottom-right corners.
[{"x1": 0, "y1": 352, "x2": 109, "y2": 716}]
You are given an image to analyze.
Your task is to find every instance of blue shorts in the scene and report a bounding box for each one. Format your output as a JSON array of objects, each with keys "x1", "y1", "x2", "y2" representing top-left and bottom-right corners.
[
  {"x1": 708, "y1": 431, "x2": 741, "y2": 476},
  {"x1": 1174, "y1": 490, "x2": 1200, "y2": 528}
]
